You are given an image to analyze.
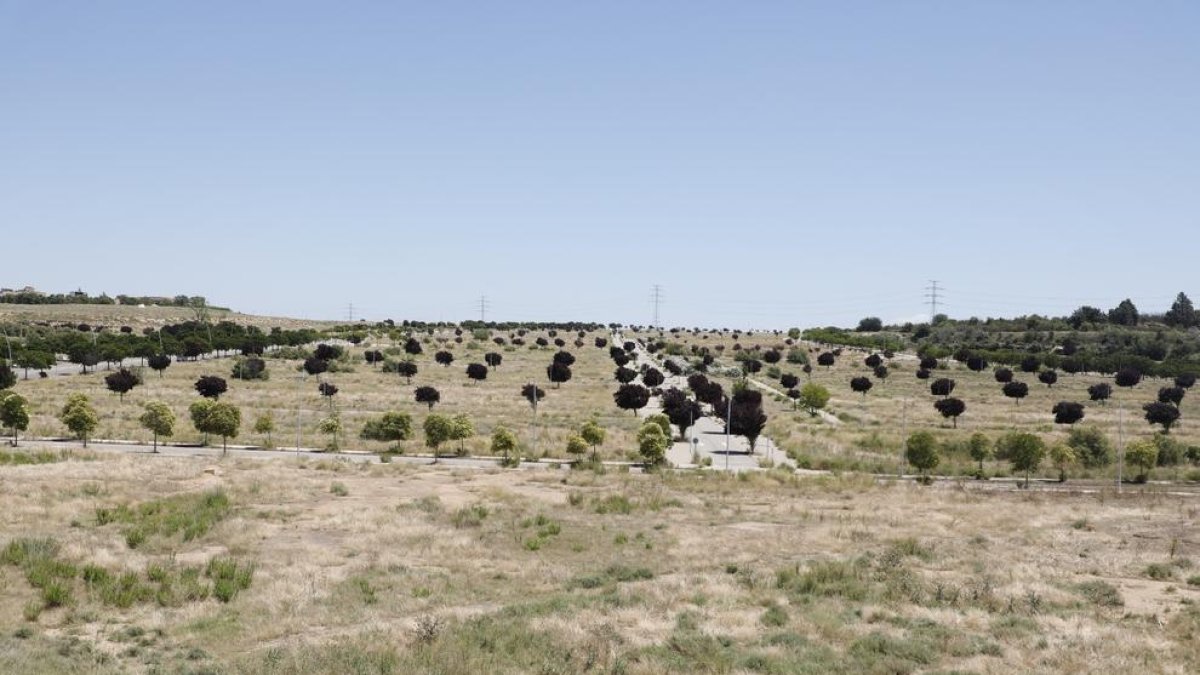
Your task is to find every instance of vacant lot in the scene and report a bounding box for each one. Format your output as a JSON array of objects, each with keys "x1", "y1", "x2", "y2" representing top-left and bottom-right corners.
[
  {"x1": 1, "y1": 450, "x2": 1197, "y2": 674},
  {"x1": 14, "y1": 332, "x2": 645, "y2": 461}
]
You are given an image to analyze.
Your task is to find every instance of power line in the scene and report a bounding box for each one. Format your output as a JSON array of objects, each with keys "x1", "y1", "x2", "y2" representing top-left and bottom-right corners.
[
  {"x1": 479, "y1": 295, "x2": 489, "y2": 322},
  {"x1": 924, "y1": 281, "x2": 941, "y2": 321},
  {"x1": 650, "y1": 285, "x2": 663, "y2": 328},
  {"x1": 347, "y1": 302, "x2": 355, "y2": 322}
]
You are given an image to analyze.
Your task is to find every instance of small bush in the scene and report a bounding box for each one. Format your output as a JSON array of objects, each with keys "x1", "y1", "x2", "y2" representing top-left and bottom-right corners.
[
  {"x1": 1076, "y1": 580, "x2": 1123, "y2": 607},
  {"x1": 760, "y1": 603, "x2": 788, "y2": 627},
  {"x1": 1146, "y1": 563, "x2": 1175, "y2": 580},
  {"x1": 330, "y1": 482, "x2": 349, "y2": 497}
]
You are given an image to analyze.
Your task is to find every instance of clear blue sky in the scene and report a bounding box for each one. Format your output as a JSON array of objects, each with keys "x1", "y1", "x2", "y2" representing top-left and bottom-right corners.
[{"x1": 3, "y1": 1, "x2": 1197, "y2": 328}]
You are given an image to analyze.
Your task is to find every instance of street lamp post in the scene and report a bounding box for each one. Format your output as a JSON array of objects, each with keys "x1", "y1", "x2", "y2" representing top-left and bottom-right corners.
[{"x1": 725, "y1": 395, "x2": 732, "y2": 471}]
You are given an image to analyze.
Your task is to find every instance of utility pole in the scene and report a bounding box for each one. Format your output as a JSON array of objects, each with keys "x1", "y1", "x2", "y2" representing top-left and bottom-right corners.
[
  {"x1": 479, "y1": 295, "x2": 489, "y2": 322},
  {"x1": 1117, "y1": 403, "x2": 1125, "y2": 494},
  {"x1": 924, "y1": 281, "x2": 941, "y2": 322},
  {"x1": 650, "y1": 285, "x2": 663, "y2": 329},
  {"x1": 724, "y1": 395, "x2": 732, "y2": 471}
]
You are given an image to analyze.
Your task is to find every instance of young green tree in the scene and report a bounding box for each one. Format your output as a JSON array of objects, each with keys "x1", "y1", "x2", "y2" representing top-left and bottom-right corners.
[
  {"x1": 1124, "y1": 440, "x2": 1158, "y2": 482},
  {"x1": 904, "y1": 431, "x2": 940, "y2": 482},
  {"x1": 59, "y1": 393, "x2": 99, "y2": 447},
  {"x1": 317, "y1": 414, "x2": 342, "y2": 451},
  {"x1": 580, "y1": 418, "x2": 606, "y2": 462},
  {"x1": 253, "y1": 411, "x2": 276, "y2": 448},
  {"x1": 0, "y1": 391, "x2": 30, "y2": 447},
  {"x1": 798, "y1": 382, "x2": 830, "y2": 416},
  {"x1": 637, "y1": 422, "x2": 669, "y2": 466},
  {"x1": 645, "y1": 413, "x2": 672, "y2": 439},
  {"x1": 423, "y1": 413, "x2": 454, "y2": 455},
  {"x1": 138, "y1": 400, "x2": 175, "y2": 453},
  {"x1": 1048, "y1": 443, "x2": 1076, "y2": 482},
  {"x1": 490, "y1": 426, "x2": 519, "y2": 465},
  {"x1": 205, "y1": 402, "x2": 242, "y2": 455},
  {"x1": 189, "y1": 398, "x2": 217, "y2": 445},
  {"x1": 449, "y1": 413, "x2": 475, "y2": 455},
  {"x1": 967, "y1": 432, "x2": 991, "y2": 477},
  {"x1": 566, "y1": 434, "x2": 588, "y2": 459},
  {"x1": 359, "y1": 411, "x2": 412, "y2": 450},
  {"x1": 1002, "y1": 432, "x2": 1046, "y2": 488}
]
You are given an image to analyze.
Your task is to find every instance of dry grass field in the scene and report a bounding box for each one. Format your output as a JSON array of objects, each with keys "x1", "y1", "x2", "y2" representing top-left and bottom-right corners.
[
  {"x1": 631, "y1": 330, "x2": 1200, "y2": 480},
  {"x1": 12, "y1": 333, "x2": 645, "y2": 461},
  {"x1": 1, "y1": 451, "x2": 1197, "y2": 674}
]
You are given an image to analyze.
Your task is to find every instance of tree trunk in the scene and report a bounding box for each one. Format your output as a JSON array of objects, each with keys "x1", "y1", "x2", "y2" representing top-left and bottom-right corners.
[{"x1": 153, "y1": 432, "x2": 158, "y2": 453}]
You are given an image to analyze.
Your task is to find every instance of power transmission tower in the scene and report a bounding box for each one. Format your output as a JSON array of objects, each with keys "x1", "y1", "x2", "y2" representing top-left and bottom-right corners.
[
  {"x1": 924, "y1": 281, "x2": 942, "y2": 322},
  {"x1": 479, "y1": 295, "x2": 489, "y2": 322},
  {"x1": 650, "y1": 285, "x2": 663, "y2": 328},
  {"x1": 347, "y1": 303, "x2": 355, "y2": 322}
]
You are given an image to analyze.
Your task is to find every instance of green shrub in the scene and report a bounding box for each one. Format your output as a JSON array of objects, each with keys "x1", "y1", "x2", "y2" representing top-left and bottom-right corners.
[{"x1": 1076, "y1": 580, "x2": 1123, "y2": 607}]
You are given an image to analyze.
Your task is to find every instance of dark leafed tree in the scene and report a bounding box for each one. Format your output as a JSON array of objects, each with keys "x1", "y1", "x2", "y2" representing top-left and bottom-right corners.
[
  {"x1": 554, "y1": 338, "x2": 566, "y2": 348},
  {"x1": 1052, "y1": 401, "x2": 1085, "y2": 426},
  {"x1": 1158, "y1": 386, "x2": 1186, "y2": 406},
  {"x1": 364, "y1": 350, "x2": 384, "y2": 367},
  {"x1": 919, "y1": 355, "x2": 939, "y2": 370},
  {"x1": 934, "y1": 397, "x2": 966, "y2": 428},
  {"x1": 613, "y1": 383, "x2": 651, "y2": 415},
  {"x1": 466, "y1": 363, "x2": 488, "y2": 383},
  {"x1": 493, "y1": 337, "x2": 506, "y2": 346},
  {"x1": 404, "y1": 337, "x2": 423, "y2": 355},
  {"x1": 1002, "y1": 381, "x2": 1029, "y2": 404},
  {"x1": 642, "y1": 367, "x2": 664, "y2": 388},
  {"x1": 966, "y1": 355, "x2": 988, "y2": 373},
  {"x1": 864, "y1": 354, "x2": 882, "y2": 369},
  {"x1": 664, "y1": 360, "x2": 683, "y2": 376},
  {"x1": 553, "y1": 351, "x2": 576, "y2": 367},
  {"x1": 318, "y1": 382, "x2": 339, "y2": 407},
  {"x1": 574, "y1": 339, "x2": 584, "y2": 348},
  {"x1": 817, "y1": 352, "x2": 836, "y2": 369},
  {"x1": 194, "y1": 376, "x2": 228, "y2": 399},
  {"x1": 994, "y1": 367, "x2": 1014, "y2": 383},
  {"x1": 1038, "y1": 370, "x2": 1059, "y2": 388},
  {"x1": 414, "y1": 385, "x2": 440, "y2": 409},
  {"x1": 1107, "y1": 298, "x2": 1140, "y2": 326},
  {"x1": 729, "y1": 389, "x2": 767, "y2": 450},
  {"x1": 916, "y1": 368, "x2": 932, "y2": 380},
  {"x1": 661, "y1": 387, "x2": 703, "y2": 440},
  {"x1": 148, "y1": 353, "x2": 171, "y2": 378},
  {"x1": 303, "y1": 357, "x2": 329, "y2": 376},
  {"x1": 687, "y1": 373, "x2": 709, "y2": 394},
  {"x1": 485, "y1": 352, "x2": 502, "y2": 368},
  {"x1": 396, "y1": 360, "x2": 418, "y2": 383},
  {"x1": 779, "y1": 373, "x2": 800, "y2": 390},
  {"x1": 1165, "y1": 292, "x2": 1198, "y2": 328},
  {"x1": 1143, "y1": 401, "x2": 1180, "y2": 433},
  {"x1": 232, "y1": 357, "x2": 268, "y2": 380},
  {"x1": 535, "y1": 337, "x2": 549, "y2": 348},
  {"x1": 614, "y1": 366, "x2": 638, "y2": 384},
  {"x1": 521, "y1": 383, "x2": 545, "y2": 410},
  {"x1": 1019, "y1": 356, "x2": 1041, "y2": 373},
  {"x1": 762, "y1": 349, "x2": 782, "y2": 364},
  {"x1": 741, "y1": 359, "x2": 762, "y2": 378},
  {"x1": 1114, "y1": 367, "x2": 1142, "y2": 389},
  {"x1": 1174, "y1": 373, "x2": 1196, "y2": 390},
  {"x1": 1088, "y1": 383, "x2": 1113, "y2": 404},
  {"x1": 314, "y1": 343, "x2": 343, "y2": 361},
  {"x1": 873, "y1": 365, "x2": 889, "y2": 381},
  {"x1": 594, "y1": 337, "x2": 608, "y2": 348},
  {"x1": 930, "y1": 378, "x2": 955, "y2": 397},
  {"x1": 547, "y1": 362, "x2": 572, "y2": 388},
  {"x1": 612, "y1": 351, "x2": 631, "y2": 367},
  {"x1": 802, "y1": 363, "x2": 813, "y2": 378},
  {"x1": 850, "y1": 376, "x2": 873, "y2": 398},
  {"x1": 104, "y1": 368, "x2": 141, "y2": 401},
  {"x1": 1060, "y1": 358, "x2": 1082, "y2": 375},
  {"x1": 623, "y1": 341, "x2": 636, "y2": 353},
  {"x1": 435, "y1": 351, "x2": 454, "y2": 367},
  {"x1": 856, "y1": 317, "x2": 883, "y2": 332}
]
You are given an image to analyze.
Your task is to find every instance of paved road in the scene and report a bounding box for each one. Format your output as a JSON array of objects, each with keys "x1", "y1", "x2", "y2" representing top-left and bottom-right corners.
[{"x1": 617, "y1": 332, "x2": 787, "y2": 471}]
